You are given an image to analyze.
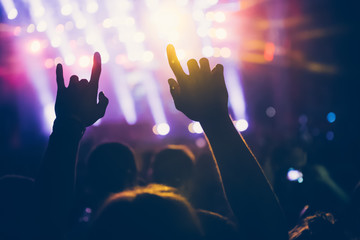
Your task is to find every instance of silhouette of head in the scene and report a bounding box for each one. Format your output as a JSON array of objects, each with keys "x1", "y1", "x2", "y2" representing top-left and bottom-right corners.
[
  {"x1": 289, "y1": 212, "x2": 347, "y2": 240},
  {"x1": 151, "y1": 145, "x2": 195, "y2": 189},
  {"x1": 89, "y1": 184, "x2": 203, "y2": 240},
  {"x1": 87, "y1": 142, "x2": 137, "y2": 196}
]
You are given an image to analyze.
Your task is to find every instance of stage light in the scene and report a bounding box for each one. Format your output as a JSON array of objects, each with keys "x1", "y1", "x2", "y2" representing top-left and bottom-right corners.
[
  {"x1": 214, "y1": 11, "x2": 225, "y2": 23},
  {"x1": 61, "y1": 4, "x2": 73, "y2": 16},
  {"x1": 36, "y1": 21, "x2": 47, "y2": 32},
  {"x1": 216, "y1": 28, "x2": 227, "y2": 39},
  {"x1": 75, "y1": 18, "x2": 87, "y2": 29},
  {"x1": 156, "y1": 123, "x2": 170, "y2": 136},
  {"x1": 43, "y1": 103, "x2": 56, "y2": 133},
  {"x1": 208, "y1": 28, "x2": 216, "y2": 38},
  {"x1": 197, "y1": 26, "x2": 208, "y2": 37},
  {"x1": 133, "y1": 32, "x2": 145, "y2": 42},
  {"x1": 327, "y1": 112, "x2": 336, "y2": 123},
  {"x1": 50, "y1": 36, "x2": 62, "y2": 48},
  {"x1": 196, "y1": 138, "x2": 207, "y2": 148},
  {"x1": 235, "y1": 119, "x2": 248, "y2": 132},
  {"x1": 27, "y1": 24, "x2": 35, "y2": 33},
  {"x1": 2, "y1": 0, "x2": 17, "y2": 20},
  {"x1": 188, "y1": 123, "x2": 195, "y2": 133},
  {"x1": 44, "y1": 58, "x2": 54, "y2": 69},
  {"x1": 202, "y1": 46, "x2": 214, "y2": 57},
  {"x1": 193, "y1": 10, "x2": 205, "y2": 21},
  {"x1": 86, "y1": 1, "x2": 99, "y2": 13},
  {"x1": 13, "y1": 26, "x2": 21, "y2": 36},
  {"x1": 79, "y1": 55, "x2": 91, "y2": 68},
  {"x1": 34, "y1": 7, "x2": 45, "y2": 18},
  {"x1": 225, "y1": 65, "x2": 246, "y2": 122},
  {"x1": 102, "y1": 18, "x2": 113, "y2": 28},
  {"x1": 287, "y1": 168, "x2": 303, "y2": 183},
  {"x1": 213, "y1": 47, "x2": 221, "y2": 57},
  {"x1": 220, "y1": 47, "x2": 231, "y2": 58},
  {"x1": 64, "y1": 54, "x2": 76, "y2": 66},
  {"x1": 266, "y1": 106, "x2": 276, "y2": 118},
  {"x1": 29, "y1": 40, "x2": 41, "y2": 53},
  {"x1": 143, "y1": 51, "x2": 154, "y2": 62},
  {"x1": 176, "y1": 0, "x2": 188, "y2": 6},
  {"x1": 206, "y1": 11, "x2": 215, "y2": 21},
  {"x1": 56, "y1": 24, "x2": 65, "y2": 33},
  {"x1": 174, "y1": 49, "x2": 185, "y2": 61},
  {"x1": 193, "y1": 122, "x2": 203, "y2": 134},
  {"x1": 54, "y1": 57, "x2": 64, "y2": 65},
  {"x1": 7, "y1": 8, "x2": 17, "y2": 20}
]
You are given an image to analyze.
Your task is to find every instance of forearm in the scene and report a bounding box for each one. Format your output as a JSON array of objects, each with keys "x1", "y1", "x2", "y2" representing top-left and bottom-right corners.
[
  {"x1": 200, "y1": 114, "x2": 288, "y2": 240},
  {"x1": 36, "y1": 118, "x2": 84, "y2": 236}
]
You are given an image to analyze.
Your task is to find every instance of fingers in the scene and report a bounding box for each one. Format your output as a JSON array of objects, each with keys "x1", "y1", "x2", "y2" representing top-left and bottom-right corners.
[
  {"x1": 199, "y1": 58, "x2": 211, "y2": 73},
  {"x1": 166, "y1": 44, "x2": 186, "y2": 80},
  {"x1": 212, "y1": 64, "x2": 226, "y2": 87},
  {"x1": 97, "y1": 91, "x2": 109, "y2": 118},
  {"x1": 68, "y1": 75, "x2": 79, "y2": 89},
  {"x1": 187, "y1": 59, "x2": 200, "y2": 76},
  {"x1": 56, "y1": 64, "x2": 65, "y2": 92},
  {"x1": 90, "y1": 52, "x2": 102, "y2": 88}
]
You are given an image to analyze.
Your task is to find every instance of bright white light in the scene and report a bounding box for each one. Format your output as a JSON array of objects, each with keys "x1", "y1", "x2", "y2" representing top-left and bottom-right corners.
[
  {"x1": 79, "y1": 55, "x2": 91, "y2": 68},
  {"x1": 214, "y1": 11, "x2": 226, "y2": 22},
  {"x1": 86, "y1": 1, "x2": 99, "y2": 13},
  {"x1": 207, "y1": 0, "x2": 219, "y2": 5},
  {"x1": 36, "y1": 21, "x2": 48, "y2": 32},
  {"x1": 27, "y1": 24, "x2": 35, "y2": 33},
  {"x1": 287, "y1": 169, "x2": 303, "y2": 182},
  {"x1": 56, "y1": 24, "x2": 65, "y2": 33},
  {"x1": 7, "y1": 8, "x2": 18, "y2": 20},
  {"x1": 206, "y1": 12, "x2": 214, "y2": 21},
  {"x1": 50, "y1": 36, "x2": 62, "y2": 48},
  {"x1": 176, "y1": 0, "x2": 188, "y2": 6},
  {"x1": 102, "y1": 18, "x2": 113, "y2": 28},
  {"x1": 213, "y1": 47, "x2": 221, "y2": 57},
  {"x1": 65, "y1": 54, "x2": 76, "y2": 66},
  {"x1": 193, "y1": 10, "x2": 204, "y2": 21},
  {"x1": 220, "y1": 47, "x2": 231, "y2": 58},
  {"x1": 44, "y1": 58, "x2": 54, "y2": 69},
  {"x1": 235, "y1": 119, "x2": 248, "y2": 132},
  {"x1": 176, "y1": 49, "x2": 186, "y2": 61},
  {"x1": 202, "y1": 46, "x2": 214, "y2": 57},
  {"x1": 75, "y1": 18, "x2": 87, "y2": 29},
  {"x1": 61, "y1": 4, "x2": 73, "y2": 16},
  {"x1": 29, "y1": 40, "x2": 41, "y2": 53},
  {"x1": 34, "y1": 6, "x2": 45, "y2": 17},
  {"x1": 156, "y1": 123, "x2": 170, "y2": 135},
  {"x1": 44, "y1": 103, "x2": 56, "y2": 133},
  {"x1": 216, "y1": 28, "x2": 227, "y2": 39},
  {"x1": 133, "y1": 32, "x2": 145, "y2": 42},
  {"x1": 143, "y1": 51, "x2": 154, "y2": 62},
  {"x1": 54, "y1": 57, "x2": 63, "y2": 65},
  {"x1": 101, "y1": 52, "x2": 110, "y2": 63},
  {"x1": 197, "y1": 27, "x2": 208, "y2": 37},
  {"x1": 193, "y1": 122, "x2": 203, "y2": 134}
]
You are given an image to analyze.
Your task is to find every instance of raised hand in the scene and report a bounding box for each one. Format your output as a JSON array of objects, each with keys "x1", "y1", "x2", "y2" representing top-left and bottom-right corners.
[
  {"x1": 55, "y1": 52, "x2": 108, "y2": 127},
  {"x1": 166, "y1": 44, "x2": 228, "y2": 122}
]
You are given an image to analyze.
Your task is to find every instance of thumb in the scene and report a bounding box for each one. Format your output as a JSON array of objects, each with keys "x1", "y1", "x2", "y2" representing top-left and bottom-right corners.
[{"x1": 97, "y1": 91, "x2": 109, "y2": 118}]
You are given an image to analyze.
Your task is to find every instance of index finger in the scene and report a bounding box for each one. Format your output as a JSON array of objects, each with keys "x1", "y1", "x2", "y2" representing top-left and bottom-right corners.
[
  {"x1": 89, "y1": 52, "x2": 102, "y2": 88},
  {"x1": 166, "y1": 44, "x2": 186, "y2": 79},
  {"x1": 56, "y1": 64, "x2": 65, "y2": 92}
]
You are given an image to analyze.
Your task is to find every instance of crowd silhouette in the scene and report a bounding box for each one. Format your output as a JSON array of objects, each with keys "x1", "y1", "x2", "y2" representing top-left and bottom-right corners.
[{"x1": 0, "y1": 42, "x2": 359, "y2": 240}]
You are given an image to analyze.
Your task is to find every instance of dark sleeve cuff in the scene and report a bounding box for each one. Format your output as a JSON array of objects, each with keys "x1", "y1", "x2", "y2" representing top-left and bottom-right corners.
[{"x1": 52, "y1": 117, "x2": 86, "y2": 137}]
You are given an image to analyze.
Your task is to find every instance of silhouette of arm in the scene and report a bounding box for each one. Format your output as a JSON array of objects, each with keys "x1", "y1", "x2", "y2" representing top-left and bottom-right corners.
[
  {"x1": 166, "y1": 45, "x2": 288, "y2": 240},
  {"x1": 35, "y1": 52, "x2": 108, "y2": 238}
]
